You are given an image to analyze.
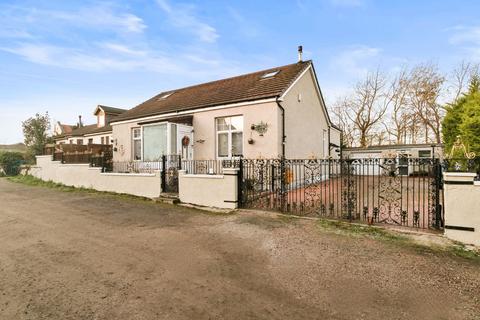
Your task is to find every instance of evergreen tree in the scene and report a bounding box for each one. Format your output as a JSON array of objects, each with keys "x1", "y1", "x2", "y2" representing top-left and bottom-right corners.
[
  {"x1": 442, "y1": 77, "x2": 480, "y2": 155},
  {"x1": 459, "y1": 91, "x2": 480, "y2": 155}
]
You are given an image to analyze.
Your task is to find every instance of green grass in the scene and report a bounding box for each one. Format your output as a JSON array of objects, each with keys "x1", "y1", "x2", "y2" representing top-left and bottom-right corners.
[
  {"x1": 237, "y1": 213, "x2": 298, "y2": 229},
  {"x1": 317, "y1": 218, "x2": 409, "y2": 242},
  {"x1": 6, "y1": 175, "x2": 232, "y2": 215},
  {"x1": 317, "y1": 218, "x2": 480, "y2": 262}
]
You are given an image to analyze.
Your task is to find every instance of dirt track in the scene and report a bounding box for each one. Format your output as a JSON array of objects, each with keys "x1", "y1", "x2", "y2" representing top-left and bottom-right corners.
[{"x1": 0, "y1": 178, "x2": 479, "y2": 320}]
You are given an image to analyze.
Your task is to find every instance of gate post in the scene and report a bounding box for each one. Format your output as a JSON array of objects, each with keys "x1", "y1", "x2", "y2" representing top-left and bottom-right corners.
[
  {"x1": 237, "y1": 157, "x2": 243, "y2": 207},
  {"x1": 347, "y1": 159, "x2": 353, "y2": 221},
  {"x1": 434, "y1": 158, "x2": 443, "y2": 229},
  {"x1": 161, "y1": 155, "x2": 166, "y2": 192},
  {"x1": 341, "y1": 159, "x2": 354, "y2": 221},
  {"x1": 280, "y1": 157, "x2": 287, "y2": 212}
]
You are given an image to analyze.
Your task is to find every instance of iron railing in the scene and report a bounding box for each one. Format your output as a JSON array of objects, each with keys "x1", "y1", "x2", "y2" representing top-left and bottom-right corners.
[
  {"x1": 443, "y1": 158, "x2": 480, "y2": 180},
  {"x1": 181, "y1": 159, "x2": 240, "y2": 175},
  {"x1": 110, "y1": 161, "x2": 163, "y2": 173},
  {"x1": 239, "y1": 158, "x2": 443, "y2": 230}
]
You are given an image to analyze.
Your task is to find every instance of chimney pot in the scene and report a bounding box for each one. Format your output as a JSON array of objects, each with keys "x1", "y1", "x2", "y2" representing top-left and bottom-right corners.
[
  {"x1": 78, "y1": 115, "x2": 83, "y2": 127},
  {"x1": 298, "y1": 45, "x2": 303, "y2": 62}
]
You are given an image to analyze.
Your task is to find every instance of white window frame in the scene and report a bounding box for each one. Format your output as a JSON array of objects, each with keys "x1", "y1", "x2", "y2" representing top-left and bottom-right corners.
[
  {"x1": 141, "y1": 122, "x2": 169, "y2": 161},
  {"x1": 132, "y1": 127, "x2": 142, "y2": 161},
  {"x1": 216, "y1": 115, "x2": 244, "y2": 159}
]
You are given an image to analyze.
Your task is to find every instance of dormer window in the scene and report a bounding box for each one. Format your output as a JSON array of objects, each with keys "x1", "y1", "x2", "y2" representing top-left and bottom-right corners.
[
  {"x1": 157, "y1": 92, "x2": 174, "y2": 100},
  {"x1": 261, "y1": 70, "x2": 279, "y2": 79}
]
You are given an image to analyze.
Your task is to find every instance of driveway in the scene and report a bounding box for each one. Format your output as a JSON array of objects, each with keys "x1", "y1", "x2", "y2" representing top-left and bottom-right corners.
[{"x1": 0, "y1": 178, "x2": 479, "y2": 320}]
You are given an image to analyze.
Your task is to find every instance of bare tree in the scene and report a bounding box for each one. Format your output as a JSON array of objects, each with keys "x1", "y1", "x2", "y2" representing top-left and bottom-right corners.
[
  {"x1": 345, "y1": 70, "x2": 389, "y2": 147},
  {"x1": 384, "y1": 68, "x2": 411, "y2": 144},
  {"x1": 408, "y1": 64, "x2": 445, "y2": 144},
  {"x1": 330, "y1": 98, "x2": 355, "y2": 147},
  {"x1": 450, "y1": 61, "x2": 479, "y2": 103}
]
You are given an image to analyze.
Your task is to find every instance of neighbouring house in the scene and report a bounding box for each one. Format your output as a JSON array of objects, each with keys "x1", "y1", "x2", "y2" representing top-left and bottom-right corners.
[
  {"x1": 54, "y1": 105, "x2": 126, "y2": 145},
  {"x1": 343, "y1": 143, "x2": 444, "y2": 176},
  {"x1": 110, "y1": 54, "x2": 341, "y2": 162},
  {"x1": 343, "y1": 143, "x2": 444, "y2": 159},
  {"x1": 53, "y1": 122, "x2": 74, "y2": 136}
]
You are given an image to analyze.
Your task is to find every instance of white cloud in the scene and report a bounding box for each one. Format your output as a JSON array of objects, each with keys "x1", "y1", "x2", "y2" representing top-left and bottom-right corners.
[
  {"x1": 1, "y1": 43, "x2": 56, "y2": 65},
  {"x1": 447, "y1": 25, "x2": 480, "y2": 61},
  {"x1": 330, "y1": 0, "x2": 365, "y2": 8},
  {"x1": 0, "y1": 2, "x2": 221, "y2": 74},
  {"x1": 156, "y1": 0, "x2": 219, "y2": 43},
  {"x1": 227, "y1": 7, "x2": 261, "y2": 38},
  {"x1": 1, "y1": 43, "x2": 182, "y2": 73},
  {"x1": 0, "y1": 42, "x2": 244, "y2": 80},
  {"x1": 331, "y1": 45, "x2": 381, "y2": 76},
  {"x1": 448, "y1": 26, "x2": 480, "y2": 45},
  {"x1": 0, "y1": 4, "x2": 146, "y2": 37},
  {"x1": 101, "y1": 43, "x2": 147, "y2": 57}
]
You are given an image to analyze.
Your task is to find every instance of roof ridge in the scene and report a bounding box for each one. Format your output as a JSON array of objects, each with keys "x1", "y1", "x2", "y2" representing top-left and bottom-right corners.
[
  {"x1": 112, "y1": 60, "x2": 314, "y2": 123},
  {"x1": 150, "y1": 60, "x2": 312, "y2": 98}
]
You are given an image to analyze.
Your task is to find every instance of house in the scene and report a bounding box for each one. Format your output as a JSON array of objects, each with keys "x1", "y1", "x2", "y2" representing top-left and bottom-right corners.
[
  {"x1": 54, "y1": 105, "x2": 126, "y2": 145},
  {"x1": 343, "y1": 143, "x2": 444, "y2": 176},
  {"x1": 110, "y1": 52, "x2": 341, "y2": 162},
  {"x1": 343, "y1": 143, "x2": 444, "y2": 160},
  {"x1": 53, "y1": 122, "x2": 74, "y2": 136}
]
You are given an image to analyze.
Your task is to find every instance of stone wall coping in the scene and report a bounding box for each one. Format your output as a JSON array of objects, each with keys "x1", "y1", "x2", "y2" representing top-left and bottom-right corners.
[
  {"x1": 443, "y1": 172, "x2": 476, "y2": 182},
  {"x1": 100, "y1": 172, "x2": 157, "y2": 177},
  {"x1": 181, "y1": 174, "x2": 224, "y2": 179},
  {"x1": 444, "y1": 172, "x2": 477, "y2": 177}
]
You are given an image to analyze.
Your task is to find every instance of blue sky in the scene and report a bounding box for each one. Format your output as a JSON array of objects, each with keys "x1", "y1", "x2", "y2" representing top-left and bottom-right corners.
[{"x1": 1, "y1": 0, "x2": 480, "y2": 143}]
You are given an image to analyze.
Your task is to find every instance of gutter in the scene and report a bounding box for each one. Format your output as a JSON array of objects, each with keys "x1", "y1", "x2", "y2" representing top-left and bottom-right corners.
[{"x1": 276, "y1": 97, "x2": 286, "y2": 158}]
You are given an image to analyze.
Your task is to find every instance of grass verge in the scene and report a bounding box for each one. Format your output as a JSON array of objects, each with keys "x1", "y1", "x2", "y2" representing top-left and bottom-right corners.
[
  {"x1": 5, "y1": 175, "x2": 232, "y2": 215},
  {"x1": 317, "y1": 218, "x2": 480, "y2": 262}
]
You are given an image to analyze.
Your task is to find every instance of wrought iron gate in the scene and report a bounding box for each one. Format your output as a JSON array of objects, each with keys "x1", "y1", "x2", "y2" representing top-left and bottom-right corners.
[
  {"x1": 161, "y1": 155, "x2": 181, "y2": 193},
  {"x1": 239, "y1": 158, "x2": 443, "y2": 230}
]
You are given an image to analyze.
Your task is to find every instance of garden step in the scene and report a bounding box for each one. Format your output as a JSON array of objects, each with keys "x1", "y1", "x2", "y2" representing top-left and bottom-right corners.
[{"x1": 154, "y1": 194, "x2": 180, "y2": 205}]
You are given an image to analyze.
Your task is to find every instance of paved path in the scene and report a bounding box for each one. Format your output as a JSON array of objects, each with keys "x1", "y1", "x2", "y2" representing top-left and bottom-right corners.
[{"x1": 0, "y1": 178, "x2": 479, "y2": 320}]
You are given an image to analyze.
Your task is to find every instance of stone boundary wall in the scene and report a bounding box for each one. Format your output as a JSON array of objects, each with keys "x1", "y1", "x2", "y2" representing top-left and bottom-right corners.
[
  {"x1": 178, "y1": 168, "x2": 238, "y2": 209},
  {"x1": 443, "y1": 172, "x2": 480, "y2": 246},
  {"x1": 30, "y1": 155, "x2": 161, "y2": 198}
]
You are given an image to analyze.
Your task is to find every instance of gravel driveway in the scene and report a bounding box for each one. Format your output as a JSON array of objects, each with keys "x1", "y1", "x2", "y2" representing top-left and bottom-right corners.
[{"x1": 0, "y1": 178, "x2": 479, "y2": 320}]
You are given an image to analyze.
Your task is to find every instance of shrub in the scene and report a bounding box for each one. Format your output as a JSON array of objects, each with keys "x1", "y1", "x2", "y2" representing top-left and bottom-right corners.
[{"x1": 0, "y1": 151, "x2": 25, "y2": 176}]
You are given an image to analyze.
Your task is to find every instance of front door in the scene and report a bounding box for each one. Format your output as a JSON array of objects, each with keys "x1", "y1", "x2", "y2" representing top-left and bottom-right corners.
[{"x1": 177, "y1": 124, "x2": 193, "y2": 160}]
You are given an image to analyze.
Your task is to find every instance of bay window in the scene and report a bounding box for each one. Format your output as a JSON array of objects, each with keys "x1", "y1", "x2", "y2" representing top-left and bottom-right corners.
[
  {"x1": 131, "y1": 123, "x2": 190, "y2": 161},
  {"x1": 216, "y1": 116, "x2": 243, "y2": 158},
  {"x1": 143, "y1": 123, "x2": 167, "y2": 161}
]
